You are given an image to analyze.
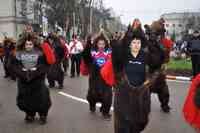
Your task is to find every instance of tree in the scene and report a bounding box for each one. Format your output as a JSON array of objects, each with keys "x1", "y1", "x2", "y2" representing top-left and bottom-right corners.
[{"x1": 43, "y1": 0, "x2": 123, "y2": 39}]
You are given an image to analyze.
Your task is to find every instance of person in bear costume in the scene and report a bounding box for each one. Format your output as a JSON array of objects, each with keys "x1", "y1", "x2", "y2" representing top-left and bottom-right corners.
[
  {"x1": 101, "y1": 19, "x2": 165, "y2": 132},
  {"x1": 144, "y1": 18, "x2": 171, "y2": 113},
  {"x1": 9, "y1": 32, "x2": 51, "y2": 124},
  {"x1": 46, "y1": 33, "x2": 65, "y2": 89},
  {"x1": 81, "y1": 34, "x2": 113, "y2": 120},
  {"x1": 3, "y1": 37, "x2": 16, "y2": 80}
]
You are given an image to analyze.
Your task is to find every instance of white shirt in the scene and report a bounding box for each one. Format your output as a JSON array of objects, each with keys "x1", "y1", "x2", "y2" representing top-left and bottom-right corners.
[{"x1": 69, "y1": 40, "x2": 83, "y2": 54}]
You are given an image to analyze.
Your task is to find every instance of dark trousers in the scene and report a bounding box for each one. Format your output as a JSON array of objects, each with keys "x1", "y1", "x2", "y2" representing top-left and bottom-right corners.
[
  {"x1": 150, "y1": 73, "x2": 170, "y2": 109},
  {"x1": 62, "y1": 58, "x2": 69, "y2": 73},
  {"x1": 191, "y1": 54, "x2": 200, "y2": 77},
  {"x1": 47, "y1": 63, "x2": 64, "y2": 88},
  {"x1": 3, "y1": 63, "x2": 10, "y2": 76},
  {"x1": 87, "y1": 74, "x2": 113, "y2": 115},
  {"x1": 3, "y1": 57, "x2": 16, "y2": 80},
  {"x1": 0, "y1": 56, "x2": 3, "y2": 63},
  {"x1": 70, "y1": 54, "x2": 81, "y2": 76}
]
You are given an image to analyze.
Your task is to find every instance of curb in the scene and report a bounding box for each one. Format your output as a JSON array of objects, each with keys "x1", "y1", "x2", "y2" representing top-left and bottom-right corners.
[{"x1": 166, "y1": 75, "x2": 191, "y2": 81}]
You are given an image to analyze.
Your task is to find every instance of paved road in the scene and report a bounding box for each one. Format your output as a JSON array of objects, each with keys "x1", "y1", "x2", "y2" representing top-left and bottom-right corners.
[{"x1": 0, "y1": 63, "x2": 196, "y2": 133}]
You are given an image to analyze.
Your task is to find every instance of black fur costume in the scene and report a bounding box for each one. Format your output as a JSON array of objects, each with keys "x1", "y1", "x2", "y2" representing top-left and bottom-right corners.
[
  {"x1": 46, "y1": 34, "x2": 65, "y2": 89},
  {"x1": 144, "y1": 20, "x2": 171, "y2": 113},
  {"x1": 82, "y1": 34, "x2": 113, "y2": 118},
  {"x1": 10, "y1": 33, "x2": 51, "y2": 123},
  {"x1": 112, "y1": 26, "x2": 164, "y2": 133},
  {"x1": 3, "y1": 38, "x2": 16, "y2": 80}
]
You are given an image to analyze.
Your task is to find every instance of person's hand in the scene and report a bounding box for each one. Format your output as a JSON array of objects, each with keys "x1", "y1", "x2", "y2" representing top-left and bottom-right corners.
[
  {"x1": 30, "y1": 67, "x2": 37, "y2": 71},
  {"x1": 113, "y1": 80, "x2": 126, "y2": 91},
  {"x1": 22, "y1": 68, "x2": 28, "y2": 72},
  {"x1": 143, "y1": 80, "x2": 151, "y2": 88}
]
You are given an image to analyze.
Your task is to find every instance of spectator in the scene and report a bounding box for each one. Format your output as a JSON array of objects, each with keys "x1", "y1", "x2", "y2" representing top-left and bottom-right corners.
[{"x1": 187, "y1": 30, "x2": 200, "y2": 77}]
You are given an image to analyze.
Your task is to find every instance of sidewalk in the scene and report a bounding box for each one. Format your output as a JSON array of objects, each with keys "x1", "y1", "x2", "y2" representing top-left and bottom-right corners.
[{"x1": 166, "y1": 75, "x2": 191, "y2": 81}]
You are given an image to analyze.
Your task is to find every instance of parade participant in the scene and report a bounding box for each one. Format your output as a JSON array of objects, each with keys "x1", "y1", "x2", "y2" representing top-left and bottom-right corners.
[
  {"x1": 0, "y1": 41, "x2": 4, "y2": 63},
  {"x1": 160, "y1": 35, "x2": 174, "y2": 63},
  {"x1": 183, "y1": 74, "x2": 200, "y2": 132},
  {"x1": 69, "y1": 34, "x2": 83, "y2": 78},
  {"x1": 81, "y1": 34, "x2": 113, "y2": 120},
  {"x1": 59, "y1": 36, "x2": 70, "y2": 75},
  {"x1": 10, "y1": 32, "x2": 51, "y2": 124},
  {"x1": 144, "y1": 19, "x2": 171, "y2": 113},
  {"x1": 46, "y1": 34, "x2": 65, "y2": 89},
  {"x1": 3, "y1": 37, "x2": 16, "y2": 80},
  {"x1": 101, "y1": 24, "x2": 164, "y2": 132},
  {"x1": 39, "y1": 34, "x2": 56, "y2": 65}
]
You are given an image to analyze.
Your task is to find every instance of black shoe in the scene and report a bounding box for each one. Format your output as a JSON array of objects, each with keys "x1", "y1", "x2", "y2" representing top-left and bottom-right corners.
[
  {"x1": 89, "y1": 106, "x2": 96, "y2": 113},
  {"x1": 4, "y1": 75, "x2": 9, "y2": 78},
  {"x1": 70, "y1": 75, "x2": 75, "y2": 78},
  {"x1": 64, "y1": 72, "x2": 68, "y2": 76},
  {"x1": 58, "y1": 85, "x2": 63, "y2": 89},
  {"x1": 11, "y1": 77, "x2": 16, "y2": 81},
  {"x1": 161, "y1": 105, "x2": 171, "y2": 113},
  {"x1": 25, "y1": 115, "x2": 35, "y2": 123},
  {"x1": 39, "y1": 116, "x2": 47, "y2": 125},
  {"x1": 99, "y1": 106, "x2": 103, "y2": 113},
  {"x1": 48, "y1": 84, "x2": 55, "y2": 88},
  {"x1": 102, "y1": 113, "x2": 111, "y2": 121}
]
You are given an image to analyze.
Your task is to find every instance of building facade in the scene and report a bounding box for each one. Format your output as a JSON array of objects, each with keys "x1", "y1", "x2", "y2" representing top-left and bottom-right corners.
[
  {"x1": 161, "y1": 12, "x2": 200, "y2": 41},
  {"x1": 0, "y1": 0, "x2": 40, "y2": 40}
]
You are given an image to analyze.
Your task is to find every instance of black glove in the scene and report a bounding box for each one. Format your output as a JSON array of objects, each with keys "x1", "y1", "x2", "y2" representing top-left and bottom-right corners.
[
  {"x1": 26, "y1": 68, "x2": 38, "y2": 82},
  {"x1": 194, "y1": 87, "x2": 200, "y2": 109},
  {"x1": 136, "y1": 81, "x2": 151, "y2": 95},
  {"x1": 113, "y1": 79, "x2": 126, "y2": 92},
  {"x1": 22, "y1": 67, "x2": 37, "y2": 82}
]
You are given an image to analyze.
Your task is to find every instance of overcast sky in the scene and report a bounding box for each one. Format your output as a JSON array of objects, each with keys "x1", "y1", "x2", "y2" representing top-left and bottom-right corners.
[{"x1": 104, "y1": 0, "x2": 200, "y2": 25}]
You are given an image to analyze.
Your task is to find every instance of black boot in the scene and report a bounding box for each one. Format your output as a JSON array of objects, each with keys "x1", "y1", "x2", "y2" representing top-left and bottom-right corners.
[
  {"x1": 102, "y1": 113, "x2": 111, "y2": 121},
  {"x1": 48, "y1": 82, "x2": 55, "y2": 88},
  {"x1": 58, "y1": 85, "x2": 64, "y2": 89},
  {"x1": 4, "y1": 75, "x2": 9, "y2": 78},
  {"x1": 89, "y1": 105, "x2": 96, "y2": 113},
  {"x1": 24, "y1": 115, "x2": 35, "y2": 123},
  {"x1": 161, "y1": 105, "x2": 171, "y2": 113},
  {"x1": 39, "y1": 116, "x2": 47, "y2": 125}
]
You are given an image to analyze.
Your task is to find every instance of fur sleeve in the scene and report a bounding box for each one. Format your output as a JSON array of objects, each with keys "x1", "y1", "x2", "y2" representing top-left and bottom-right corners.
[
  {"x1": 81, "y1": 43, "x2": 93, "y2": 66},
  {"x1": 28, "y1": 54, "x2": 49, "y2": 81},
  {"x1": 41, "y1": 42, "x2": 56, "y2": 65},
  {"x1": 144, "y1": 48, "x2": 162, "y2": 86},
  {"x1": 9, "y1": 55, "x2": 27, "y2": 80},
  {"x1": 111, "y1": 40, "x2": 128, "y2": 74}
]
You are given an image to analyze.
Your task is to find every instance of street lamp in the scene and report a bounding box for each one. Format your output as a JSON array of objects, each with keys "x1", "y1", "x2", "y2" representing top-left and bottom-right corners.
[
  {"x1": 39, "y1": 0, "x2": 44, "y2": 32},
  {"x1": 118, "y1": 14, "x2": 124, "y2": 31},
  {"x1": 172, "y1": 23, "x2": 176, "y2": 41}
]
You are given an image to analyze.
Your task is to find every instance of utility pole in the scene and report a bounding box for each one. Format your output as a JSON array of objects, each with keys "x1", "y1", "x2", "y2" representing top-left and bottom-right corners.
[
  {"x1": 89, "y1": 0, "x2": 94, "y2": 34},
  {"x1": 89, "y1": 7, "x2": 93, "y2": 33},
  {"x1": 73, "y1": 12, "x2": 76, "y2": 34},
  {"x1": 14, "y1": 0, "x2": 18, "y2": 38},
  {"x1": 39, "y1": 0, "x2": 44, "y2": 33}
]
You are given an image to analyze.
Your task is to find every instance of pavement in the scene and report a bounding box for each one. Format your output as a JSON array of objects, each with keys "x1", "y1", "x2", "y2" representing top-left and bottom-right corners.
[{"x1": 0, "y1": 63, "x2": 196, "y2": 133}]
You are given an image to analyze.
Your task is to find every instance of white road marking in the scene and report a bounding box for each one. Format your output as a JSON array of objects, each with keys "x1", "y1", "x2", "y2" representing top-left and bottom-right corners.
[
  {"x1": 58, "y1": 91, "x2": 114, "y2": 111},
  {"x1": 58, "y1": 80, "x2": 188, "y2": 111},
  {"x1": 167, "y1": 79, "x2": 190, "y2": 84}
]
